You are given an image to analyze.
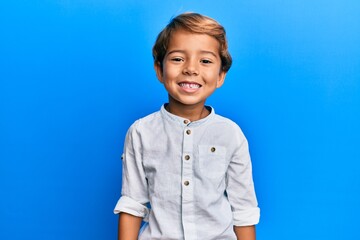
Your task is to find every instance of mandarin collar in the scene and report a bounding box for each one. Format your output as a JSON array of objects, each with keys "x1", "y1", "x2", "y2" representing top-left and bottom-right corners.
[{"x1": 160, "y1": 104, "x2": 215, "y2": 127}]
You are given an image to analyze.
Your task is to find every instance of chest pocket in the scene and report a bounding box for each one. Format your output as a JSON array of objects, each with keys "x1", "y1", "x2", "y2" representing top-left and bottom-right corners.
[{"x1": 198, "y1": 145, "x2": 227, "y2": 180}]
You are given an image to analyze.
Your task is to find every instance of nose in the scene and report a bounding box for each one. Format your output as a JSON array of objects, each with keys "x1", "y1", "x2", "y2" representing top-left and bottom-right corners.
[{"x1": 182, "y1": 59, "x2": 199, "y2": 76}]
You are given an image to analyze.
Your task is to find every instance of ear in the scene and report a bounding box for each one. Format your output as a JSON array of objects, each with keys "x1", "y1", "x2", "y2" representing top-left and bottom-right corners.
[
  {"x1": 154, "y1": 62, "x2": 164, "y2": 83},
  {"x1": 216, "y1": 71, "x2": 226, "y2": 88}
]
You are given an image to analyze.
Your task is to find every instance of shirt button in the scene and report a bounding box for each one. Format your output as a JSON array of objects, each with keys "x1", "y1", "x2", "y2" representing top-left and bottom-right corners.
[
  {"x1": 184, "y1": 120, "x2": 189, "y2": 124},
  {"x1": 186, "y1": 129, "x2": 191, "y2": 135},
  {"x1": 184, "y1": 155, "x2": 190, "y2": 160},
  {"x1": 211, "y1": 147, "x2": 216, "y2": 152},
  {"x1": 184, "y1": 181, "x2": 190, "y2": 186}
]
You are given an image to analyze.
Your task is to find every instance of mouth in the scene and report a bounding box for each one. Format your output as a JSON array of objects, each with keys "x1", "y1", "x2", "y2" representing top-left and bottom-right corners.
[{"x1": 178, "y1": 82, "x2": 202, "y2": 89}]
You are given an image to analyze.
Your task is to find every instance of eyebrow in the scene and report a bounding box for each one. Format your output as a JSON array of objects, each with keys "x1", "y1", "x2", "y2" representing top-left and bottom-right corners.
[{"x1": 167, "y1": 50, "x2": 219, "y2": 58}]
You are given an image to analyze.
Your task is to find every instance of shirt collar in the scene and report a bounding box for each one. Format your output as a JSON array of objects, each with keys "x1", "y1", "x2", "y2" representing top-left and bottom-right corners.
[{"x1": 160, "y1": 104, "x2": 215, "y2": 127}]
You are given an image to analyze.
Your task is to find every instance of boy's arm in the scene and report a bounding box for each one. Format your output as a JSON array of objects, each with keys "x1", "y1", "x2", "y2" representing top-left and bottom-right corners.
[
  {"x1": 116, "y1": 122, "x2": 149, "y2": 240},
  {"x1": 118, "y1": 212, "x2": 143, "y2": 240},
  {"x1": 226, "y1": 127, "x2": 260, "y2": 238},
  {"x1": 234, "y1": 225, "x2": 256, "y2": 240}
]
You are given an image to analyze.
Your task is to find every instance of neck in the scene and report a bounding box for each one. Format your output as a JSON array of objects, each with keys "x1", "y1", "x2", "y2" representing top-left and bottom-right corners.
[{"x1": 166, "y1": 101, "x2": 209, "y2": 122}]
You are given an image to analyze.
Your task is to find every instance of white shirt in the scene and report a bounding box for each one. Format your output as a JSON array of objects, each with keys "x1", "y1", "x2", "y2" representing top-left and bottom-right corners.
[{"x1": 114, "y1": 105, "x2": 260, "y2": 240}]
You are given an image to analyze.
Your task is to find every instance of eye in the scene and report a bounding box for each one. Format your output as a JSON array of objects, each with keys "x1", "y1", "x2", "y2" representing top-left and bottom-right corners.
[
  {"x1": 171, "y1": 57, "x2": 183, "y2": 62},
  {"x1": 201, "y1": 59, "x2": 213, "y2": 64}
]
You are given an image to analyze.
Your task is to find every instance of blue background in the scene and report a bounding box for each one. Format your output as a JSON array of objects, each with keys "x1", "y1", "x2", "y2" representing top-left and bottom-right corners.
[{"x1": 1, "y1": 1, "x2": 359, "y2": 239}]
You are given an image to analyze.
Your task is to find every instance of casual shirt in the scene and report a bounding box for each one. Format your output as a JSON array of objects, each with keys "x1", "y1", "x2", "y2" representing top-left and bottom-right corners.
[{"x1": 114, "y1": 105, "x2": 260, "y2": 240}]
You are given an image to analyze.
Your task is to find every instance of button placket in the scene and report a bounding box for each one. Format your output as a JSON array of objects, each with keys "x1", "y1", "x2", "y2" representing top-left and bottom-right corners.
[
  {"x1": 182, "y1": 128, "x2": 193, "y2": 198},
  {"x1": 181, "y1": 125, "x2": 195, "y2": 238}
]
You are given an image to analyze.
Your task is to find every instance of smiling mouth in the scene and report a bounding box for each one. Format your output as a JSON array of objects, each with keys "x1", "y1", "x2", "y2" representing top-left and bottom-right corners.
[{"x1": 178, "y1": 82, "x2": 202, "y2": 89}]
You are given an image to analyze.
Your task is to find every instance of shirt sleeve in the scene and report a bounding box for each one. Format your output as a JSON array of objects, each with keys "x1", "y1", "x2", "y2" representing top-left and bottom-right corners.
[
  {"x1": 226, "y1": 127, "x2": 260, "y2": 226},
  {"x1": 113, "y1": 121, "x2": 150, "y2": 218}
]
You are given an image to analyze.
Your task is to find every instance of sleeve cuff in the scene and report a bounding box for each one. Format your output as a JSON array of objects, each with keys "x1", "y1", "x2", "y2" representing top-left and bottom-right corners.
[
  {"x1": 232, "y1": 207, "x2": 260, "y2": 226},
  {"x1": 113, "y1": 196, "x2": 149, "y2": 218}
]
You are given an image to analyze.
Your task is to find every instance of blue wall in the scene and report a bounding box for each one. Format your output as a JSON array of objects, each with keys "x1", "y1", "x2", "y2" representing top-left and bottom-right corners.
[{"x1": 1, "y1": 1, "x2": 359, "y2": 239}]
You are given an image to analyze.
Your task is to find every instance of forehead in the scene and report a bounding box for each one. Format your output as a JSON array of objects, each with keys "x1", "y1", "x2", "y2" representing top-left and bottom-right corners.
[{"x1": 167, "y1": 29, "x2": 220, "y2": 55}]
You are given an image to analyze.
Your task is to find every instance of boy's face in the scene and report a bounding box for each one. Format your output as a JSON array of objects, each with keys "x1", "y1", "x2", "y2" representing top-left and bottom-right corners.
[{"x1": 155, "y1": 29, "x2": 226, "y2": 109}]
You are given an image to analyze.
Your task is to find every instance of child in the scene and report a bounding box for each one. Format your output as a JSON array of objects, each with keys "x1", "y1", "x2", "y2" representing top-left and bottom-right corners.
[{"x1": 114, "y1": 12, "x2": 260, "y2": 240}]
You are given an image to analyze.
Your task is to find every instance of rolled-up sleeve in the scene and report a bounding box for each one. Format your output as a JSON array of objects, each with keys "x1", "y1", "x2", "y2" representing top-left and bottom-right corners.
[
  {"x1": 226, "y1": 127, "x2": 260, "y2": 226},
  {"x1": 114, "y1": 196, "x2": 149, "y2": 218},
  {"x1": 113, "y1": 121, "x2": 150, "y2": 218}
]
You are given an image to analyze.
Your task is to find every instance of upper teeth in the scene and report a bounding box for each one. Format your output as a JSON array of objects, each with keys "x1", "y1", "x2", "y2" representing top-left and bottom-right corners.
[{"x1": 180, "y1": 83, "x2": 200, "y2": 89}]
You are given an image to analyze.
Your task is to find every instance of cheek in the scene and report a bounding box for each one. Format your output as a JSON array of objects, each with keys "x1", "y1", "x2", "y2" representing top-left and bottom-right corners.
[
  {"x1": 163, "y1": 67, "x2": 179, "y2": 80},
  {"x1": 204, "y1": 70, "x2": 222, "y2": 82}
]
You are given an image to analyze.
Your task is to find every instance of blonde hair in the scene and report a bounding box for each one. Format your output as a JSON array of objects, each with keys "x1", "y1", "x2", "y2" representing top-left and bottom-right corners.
[{"x1": 152, "y1": 12, "x2": 232, "y2": 72}]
